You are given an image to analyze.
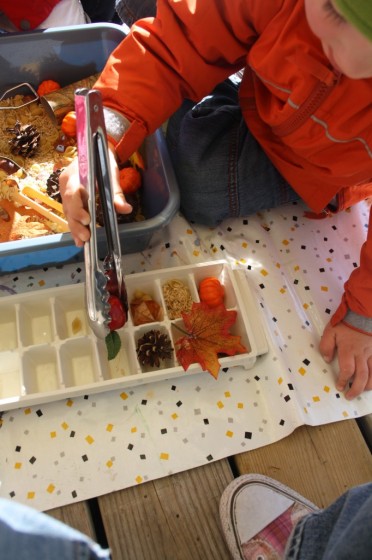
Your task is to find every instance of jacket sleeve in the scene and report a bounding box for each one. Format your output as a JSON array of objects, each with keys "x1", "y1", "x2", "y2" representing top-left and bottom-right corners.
[
  {"x1": 331, "y1": 205, "x2": 372, "y2": 331},
  {"x1": 94, "y1": 0, "x2": 282, "y2": 162}
]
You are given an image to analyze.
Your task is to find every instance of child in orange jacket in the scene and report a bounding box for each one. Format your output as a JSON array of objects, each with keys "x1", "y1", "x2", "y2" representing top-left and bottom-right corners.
[{"x1": 60, "y1": 0, "x2": 372, "y2": 400}]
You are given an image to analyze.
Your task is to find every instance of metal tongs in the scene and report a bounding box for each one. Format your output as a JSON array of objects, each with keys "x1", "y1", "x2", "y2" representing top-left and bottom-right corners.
[{"x1": 75, "y1": 88, "x2": 128, "y2": 338}]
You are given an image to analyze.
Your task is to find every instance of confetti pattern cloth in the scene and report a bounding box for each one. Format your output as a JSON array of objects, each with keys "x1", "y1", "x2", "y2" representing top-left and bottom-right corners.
[{"x1": 1, "y1": 200, "x2": 372, "y2": 512}]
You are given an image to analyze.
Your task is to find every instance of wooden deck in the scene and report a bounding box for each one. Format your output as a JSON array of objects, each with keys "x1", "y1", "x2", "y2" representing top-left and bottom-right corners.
[{"x1": 48, "y1": 417, "x2": 372, "y2": 559}]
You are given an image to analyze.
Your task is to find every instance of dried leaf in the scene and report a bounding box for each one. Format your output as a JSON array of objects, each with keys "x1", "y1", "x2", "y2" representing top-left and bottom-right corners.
[{"x1": 175, "y1": 302, "x2": 247, "y2": 379}]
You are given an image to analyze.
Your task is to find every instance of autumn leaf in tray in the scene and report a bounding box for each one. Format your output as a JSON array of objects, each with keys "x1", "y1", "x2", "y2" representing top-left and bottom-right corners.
[{"x1": 175, "y1": 302, "x2": 247, "y2": 379}]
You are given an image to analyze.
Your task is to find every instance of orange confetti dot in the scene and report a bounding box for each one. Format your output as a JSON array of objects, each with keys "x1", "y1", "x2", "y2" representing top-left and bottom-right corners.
[
  {"x1": 282, "y1": 239, "x2": 289, "y2": 246},
  {"x1": 323, "y1": 386, "x2": 330, "y2": 393},
  {"x1": 27, "y1": 492, "x2": 35, "y2": 500},
  {"x1": 312, "y1": 396, "x2": 320, "y2": 402},
  {"x1": 226, "y1": 430, "x2": 234, "y2": 438},
  {"x1": 160, "y1": 452, "x2": 169, "y2": 460},
  {"x1": 106, "y1": 424, "x2": 114, "y2": 432},
  {"x1": 120, "y1": 392, "x2": 128, "y2": 400},
  {"x1": 85, "y1": 435, "x2": 94, "y2": 444},
  {"x1": 136, "y1": 476, "x2": 143, "y2": 484},
  {"x1": 217, "y1": 401, "x2": 224, "y2": 409},
  {"x1": 298, "y1": 367, "x2": 306, "y2": 376},
  {"x1": 47, "y1": 484, "x2": 55, "y2": 494},
  {"x1": 14, "y1": 462, "x2": 22, "y2": 469}
]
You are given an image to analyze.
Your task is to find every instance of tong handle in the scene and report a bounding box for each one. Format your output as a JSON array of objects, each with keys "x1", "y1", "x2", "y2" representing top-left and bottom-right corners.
[{"x1": 75, "y1": 88, "x2": 123, "y2": 336}]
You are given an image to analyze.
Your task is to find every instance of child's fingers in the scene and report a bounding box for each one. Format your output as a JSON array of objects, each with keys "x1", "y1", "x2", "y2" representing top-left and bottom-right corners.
[{"x1": 319, "y1": 322, "x2": 337, "y2": 363}]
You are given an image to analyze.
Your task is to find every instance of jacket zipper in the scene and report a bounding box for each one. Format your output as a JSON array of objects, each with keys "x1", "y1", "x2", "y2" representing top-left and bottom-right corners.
[{"x1": 272, "y1": 71, "x2": 341, "y2": 138}]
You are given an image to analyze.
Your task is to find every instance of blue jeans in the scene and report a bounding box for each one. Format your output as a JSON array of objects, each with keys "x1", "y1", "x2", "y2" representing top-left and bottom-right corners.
[
  {"x1": 286, "y1": 483, "x2": 372, "y2": 559},
  {"x1": 166, "y1": 79, "x2": 300, "y2": 226},
  {"x1": 0, "y1": 499, "x2": 110, "y2": 560}
]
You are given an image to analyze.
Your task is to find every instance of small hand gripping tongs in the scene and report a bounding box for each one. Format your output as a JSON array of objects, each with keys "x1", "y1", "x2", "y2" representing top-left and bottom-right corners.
[{"x1": 75, "y1": 88, "x2": 128, "y2": 338}]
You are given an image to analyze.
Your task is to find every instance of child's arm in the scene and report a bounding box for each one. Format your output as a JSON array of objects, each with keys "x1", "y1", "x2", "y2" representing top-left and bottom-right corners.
[{"x1": 320, "y1": 321, "x2": 372, "y2": 399}]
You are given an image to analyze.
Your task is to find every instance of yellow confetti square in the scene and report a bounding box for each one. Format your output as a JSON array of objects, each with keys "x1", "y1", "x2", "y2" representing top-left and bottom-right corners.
[
  {"x1": 66, "y1": 399, "x2": 73, "y2": 407},
  {"x1": 27, "y1": 492, "x2": 35, "y2": 500},
  {"x1": 242, "y1": 242, "x2": 248, "y2": 248},
  {"x1": 278, "y1": 377, "x2": 283, "y2": 385},
  {"x1": 294, "y1": 265, "x2": 300, "y2": 271},
  {"x1": 224, "y1": 391, "x2": 231, "y2": 398},
  {"x1": 38, "y1": 280, "x2": 45, "y2": 287},
  {"x1": 343, "y1": 411, "x2": 349, "y2": 418},
  {"x1": 160, "y1": 452, "x2": 169, "y2": 460},
  {"x1": 136, "y1": 475, "x2": 143, "y2": 484},
  {"x1": 120, "y1": 392, "x2": 128, "y2": 400},
  {"x1": 323, "y1": 386, "x2": 330, "y2": 393},
  {"x1": 61, "y1": 422, "x2": 69, "y2": 430},
  {"x1": 193, "y1": 250, "x2": 200, "y2": 257},
  {"x1": 217, "y1": 401, "x2": 224, "y2": 409},
  {"x1": 171, "y1": 413, "x2": 178, "y2": 420},
  {"x1": 226, "y1": 430, "x2": 234, "y2": 438},
  {"x1": 47, "y1": 484, "x2": 55, "y2": 494},
  {"x1": 186, "y1": 229, "x2": 193, "y2": 235},
  {"x1": 312, "y1": 396, "x2": 320, "y2": 402},
  {"x1": 298, "y1": 367, "x2": 306, "y2": 376},
  {"x1": 24, "y1": 408, "x2": 31, "y2": 415},
  {"x1": 280, "y1": 288, "x2": 286, "y2": 294},
  {"x1": 85, "y1": 435, "x2": 94, "y2": 445},
  {"x1": 321, "y1": 286, "x2": 329, "y2": 292},
  {"x1": 303, "y1": 303, "x2": 309, "y2": 310},
  {"x1": 212, "y1": 247, "x2": 218, "y2": 253},
  {"x1": 50, "y1": 431, "x2": 57, "y2": 438},
  {"x1": 106, "y1": 460, "x2": 113, "y2": 468},
  {"x1": 239, "y1": 258, "x2": 247, "y2": 264},
  {"x1": 14, "y1": 462, "x2": 22, "y2": 470},
  {"x1": 275, "y1": 262, "x2": 281, "y2": 269},
  {"x1": 260, "y1": 269, "x2": 268, "y2": 276},
  {"x1": 282, "y1": 239, "x2": 289, "y2": 246},
  {"x1": 130, "y1": 426, "x2": 137, "y2": 433},
  {"x1": 237, "y1": 402, "x2": 244, "y2": 409},
  {"x1": 106, "y1": 424, "x2": 114, "y2": 432}
]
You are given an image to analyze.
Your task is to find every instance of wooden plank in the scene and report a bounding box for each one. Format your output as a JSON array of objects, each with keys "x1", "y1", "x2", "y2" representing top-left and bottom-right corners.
[
  {"x1": 47, "y1": 501, "x2": 96, "y2": 541},
  {"x1": 233, "y1": 420, "x2": 372, "y2": 508},
  {"x1": 98, "y1": 459, "x2": 234, "y2": 560}
]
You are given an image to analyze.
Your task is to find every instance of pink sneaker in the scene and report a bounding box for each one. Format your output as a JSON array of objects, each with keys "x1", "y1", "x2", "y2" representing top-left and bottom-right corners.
[{"x1": 219, "y1": 474, "x2": 319, "y2": 559}]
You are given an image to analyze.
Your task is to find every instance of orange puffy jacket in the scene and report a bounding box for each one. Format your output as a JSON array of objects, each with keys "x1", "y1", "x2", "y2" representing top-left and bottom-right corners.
[{"x1": 95, "y1": 0, "x2": 372, "y2": 326}]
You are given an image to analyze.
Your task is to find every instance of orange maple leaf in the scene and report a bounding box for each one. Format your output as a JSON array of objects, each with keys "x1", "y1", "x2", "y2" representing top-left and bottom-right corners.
[{"x1": 175, "y1": 302, "x2": 247, "y2": 379}]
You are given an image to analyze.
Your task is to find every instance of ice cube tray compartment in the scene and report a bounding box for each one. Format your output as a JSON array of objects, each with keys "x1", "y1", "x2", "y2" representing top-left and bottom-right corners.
[{"x1": 0, "y1": 261, "x2": 268, "y2": 411}]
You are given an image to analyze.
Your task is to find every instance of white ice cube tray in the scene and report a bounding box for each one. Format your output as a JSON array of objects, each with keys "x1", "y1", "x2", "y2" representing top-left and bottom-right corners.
[{"x1": 0, "y1": 261, "x2": 268, "y2": 411}]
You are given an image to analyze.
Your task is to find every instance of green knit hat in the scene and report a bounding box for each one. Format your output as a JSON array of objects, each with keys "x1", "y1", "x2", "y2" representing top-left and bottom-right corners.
[{"x1": 335, "y1": 0, "x2": 372, "y2": 41}]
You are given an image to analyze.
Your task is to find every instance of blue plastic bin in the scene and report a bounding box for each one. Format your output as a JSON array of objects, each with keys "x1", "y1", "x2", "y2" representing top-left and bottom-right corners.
[{"x1": 0, "y1": 24, "x2": 180, "y2": 272}]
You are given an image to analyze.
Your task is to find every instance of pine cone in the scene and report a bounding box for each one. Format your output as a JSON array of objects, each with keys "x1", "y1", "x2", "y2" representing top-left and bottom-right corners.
[
  {"x1": 7, "y1": 121, "x2": 40, "y2": 158},
  {"x1": 136, "y1": 329, "x2": 173, "y2": 368},
  {"x1": 46, "y1": 168, "x2": 63, "y2": 202}
]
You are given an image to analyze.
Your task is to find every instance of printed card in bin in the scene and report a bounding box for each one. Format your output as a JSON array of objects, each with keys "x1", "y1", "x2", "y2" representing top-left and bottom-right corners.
[{"x1": 0, "y1": 261, "x2": 268, "y2": 411}]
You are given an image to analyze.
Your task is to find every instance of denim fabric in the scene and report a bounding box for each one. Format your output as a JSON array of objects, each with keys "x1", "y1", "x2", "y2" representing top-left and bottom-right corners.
[
  {"x1": 166, "y1": 80, "x2": 300, "y2": 227},
  {"x1": 115, "y1": 0, "x2": 156, "y2": 26},
  {"x1": 286, "y1": 483, "x2": 372, "y2": 560},
  {"x1": 0, "y1": 499, "x2": 110, "y2": 560},
  {"x1": 81, "y1": 0, "x2": 116, "y2": 22}
]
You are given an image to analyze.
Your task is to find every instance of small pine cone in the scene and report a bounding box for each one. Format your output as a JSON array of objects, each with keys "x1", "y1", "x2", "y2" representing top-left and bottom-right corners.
[
  {"x1": 46, "y1": 168, "x2": 63, "y2": 202},
  {"x1": 7, "y1": 121, "x2": 40, "y2": 158},
  {"x1": 136, "y1": 329, "x2": 173, "y2": 368}
]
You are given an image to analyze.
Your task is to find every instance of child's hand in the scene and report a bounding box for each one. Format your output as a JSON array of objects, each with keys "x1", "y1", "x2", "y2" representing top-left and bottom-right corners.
[
  {"x1": 59, "y1": 144, "x2": 132, "y2": 247},
  {"x1": 319, "y1": 321, "x2": 372, "y2": 399}
]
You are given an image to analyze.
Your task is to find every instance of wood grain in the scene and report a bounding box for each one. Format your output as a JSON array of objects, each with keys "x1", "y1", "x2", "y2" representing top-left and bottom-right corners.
[
  {"x1": 98, "y1": 459, "x2": 234, "y2": 560},
  {"x1": 233, "y1": 420, "x2": 372, "y2": 508},
  {"x1": 47, "y1": 501, "x2": 96, "y2": 540}
]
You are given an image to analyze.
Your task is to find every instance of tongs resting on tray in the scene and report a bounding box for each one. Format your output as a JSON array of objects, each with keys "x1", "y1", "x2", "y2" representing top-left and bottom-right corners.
[{"x1": 75, "y1": 88, "x2": 128, "y2": 339}]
